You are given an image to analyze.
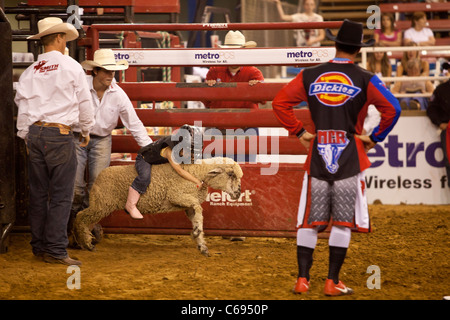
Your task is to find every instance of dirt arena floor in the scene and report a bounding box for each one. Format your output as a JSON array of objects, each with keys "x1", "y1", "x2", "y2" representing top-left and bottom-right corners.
[{"x1": 0, "y1": 204, "x2": 448, "y2": 301}]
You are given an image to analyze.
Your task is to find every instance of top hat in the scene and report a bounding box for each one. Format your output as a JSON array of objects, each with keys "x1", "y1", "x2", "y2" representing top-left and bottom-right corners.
[
  {"x1": 27, "y1": 17, "x2": 79, "y2": 42},
  {"x1": 326, "y1": 19, "x2": 375, "y2": 47},
  {"x1": 219, "y1": 31, "x2": 257, "y2": 48}
]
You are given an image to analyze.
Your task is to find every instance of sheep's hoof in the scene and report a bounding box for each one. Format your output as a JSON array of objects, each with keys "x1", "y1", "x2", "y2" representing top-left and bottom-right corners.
[
  {"x1": 68, "y1": 233, "x2": 81, "y2": 249},
  {"x1": 201, "y1": 250, "x2": 210, "y2": 257},
  {"x1": 78, "y1": 237, "x2": 96, "y2": 251},
  {"x1": 198, "y1": 245, "x2": 210, "y2": 257},
  {"x1": 91, "y1": 224, "x2": 103, "y2": 245},
  {"x1": 86, "y1": 243, "x2": 96, "y2": 252}
]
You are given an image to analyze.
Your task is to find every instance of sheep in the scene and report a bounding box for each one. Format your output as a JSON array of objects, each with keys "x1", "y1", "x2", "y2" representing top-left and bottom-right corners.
[{"x1": 72, "y1": 157, "x2": 243, "y2": 256}]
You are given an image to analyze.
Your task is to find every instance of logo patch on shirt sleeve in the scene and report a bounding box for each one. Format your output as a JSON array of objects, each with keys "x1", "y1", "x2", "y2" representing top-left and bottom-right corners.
[
  {"x1": 316, "y1": 130, "x2": 349, "y2": 174},
  {"x1": 309, "y1": 72, "x2": 361, "y2": 107}
]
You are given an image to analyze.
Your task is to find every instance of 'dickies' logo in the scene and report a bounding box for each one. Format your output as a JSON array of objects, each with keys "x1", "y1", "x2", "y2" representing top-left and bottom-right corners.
[{"x1": 309, "y1": 72, "x2": 361, "y2": 107}]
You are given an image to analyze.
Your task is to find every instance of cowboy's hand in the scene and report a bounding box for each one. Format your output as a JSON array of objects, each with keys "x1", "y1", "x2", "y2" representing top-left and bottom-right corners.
[
  {"x1": 79, "y1": 133, "x2": 90, "y2": 148},
  {"x1": 249, "y1": 79, "x2": 261, "y2": 86},
  {"x1": 356, "y1": 134, "x2": 376, "y2": 152},
  {"x1": 299, "y1": 131, "x2": 316, "y2": 151},
  {"x1": 206, "y1": 80, "x2": 217, "y2": 86}
]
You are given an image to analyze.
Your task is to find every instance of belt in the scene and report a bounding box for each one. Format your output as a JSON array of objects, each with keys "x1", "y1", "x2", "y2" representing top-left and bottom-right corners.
[{"x1": 34, "y1": 121, "x2": 71, "y2": 131}]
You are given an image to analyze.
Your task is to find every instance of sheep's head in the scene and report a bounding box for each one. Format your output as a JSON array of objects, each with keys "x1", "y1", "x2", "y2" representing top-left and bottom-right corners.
[{"x1": 205, "y1": 164, "x2": 243, "y2": 200}]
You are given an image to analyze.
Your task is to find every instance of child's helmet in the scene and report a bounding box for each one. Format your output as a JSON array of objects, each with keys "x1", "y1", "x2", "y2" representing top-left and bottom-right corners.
[{"x1": 178, "y1": 124, "x2": 203, "y2": 161}]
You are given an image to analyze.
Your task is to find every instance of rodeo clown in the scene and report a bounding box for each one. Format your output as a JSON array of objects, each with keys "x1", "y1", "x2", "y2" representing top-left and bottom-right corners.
[{"x1": 272, "y1": 20, "x2": 401, "y2": 296}]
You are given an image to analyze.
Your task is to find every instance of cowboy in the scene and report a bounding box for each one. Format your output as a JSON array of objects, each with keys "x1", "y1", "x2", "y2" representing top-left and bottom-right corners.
[
  {"x1": 272, "y1": 20, "x2": 401, "y2": 296},
  {"x1": 69, "y1": 49, "x2": 152, "y2": 225},
  {"x1": 203, "y1": 30, "x2": 263, "y2": 109},
  {"x1": 15, "y1": 17, "x2": 95, "y2": 265},
  {"x1": 203, "y1": 31, "x2": 264, "y2": 163}
]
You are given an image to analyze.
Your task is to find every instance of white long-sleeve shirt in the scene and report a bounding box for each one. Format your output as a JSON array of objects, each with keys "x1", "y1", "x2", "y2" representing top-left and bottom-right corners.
[
  {"x1": 74, "y1": 75, "x2": 152, "y2": 147},
  {"x1": 15, "y1": 50, "x2": 95, "y2": 139}
]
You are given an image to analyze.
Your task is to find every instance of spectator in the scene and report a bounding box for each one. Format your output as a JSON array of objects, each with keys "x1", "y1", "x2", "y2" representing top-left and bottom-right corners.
[
  {"x1": 403, "y1": 11, "x2": 436, "y2": 46},
  {"x1": 203, "y1": 31, "x2": 264, "y2": 108},
  {"x1": 273, "y1": 0, "x2": 325, "y2": 47},
  {"x1": 392, "y1": 58, "x2": 434, "y2": 110},
  {"x1": 396, "y1": 42, "x2": 430, "y2": 77},
  {"x1": 374, "y1": 13, "x2": 402, "y2": 47},
  {"x1": 426, "y1": 62, "x2": 450, "y2": 187},
  {"x1": 365, "y1": 45, "x2": 392, "y2": 126},
  {"x1": 366, "y1": 45, "x2": 393, "y2": 87},
  {"x1": 203, "y1": 31, "x2": 264, "y2": 163}
]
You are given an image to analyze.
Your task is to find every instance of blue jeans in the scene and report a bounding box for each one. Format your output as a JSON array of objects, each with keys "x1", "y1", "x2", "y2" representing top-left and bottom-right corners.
[
  {"x1": 27, "y1": 124, "x2": 77, "y2": 259},
  {"x1": 399, "y1": 97, "x2": 429, "y2": 110},
  {"x1": 72, "y1": 133, "x2": 112, "y2": 213},
  {"x1": 131, "y1": 154, "x2": 152, "y2": 194}
]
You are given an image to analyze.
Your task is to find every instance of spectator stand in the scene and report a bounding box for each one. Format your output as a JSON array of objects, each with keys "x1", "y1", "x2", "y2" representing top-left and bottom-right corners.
[
  {"x1": 317, "y1": 0, "x2": 378, "y2": 48},
  {"x1": 6, "y1": 0, "x2": 135, "y2": 62},
  {"x1": 360, "y1": 45, "x2": 450, "y2": 104},
  {"x1": 380, "y1": 1, "x2": 450, "y2": 45}
]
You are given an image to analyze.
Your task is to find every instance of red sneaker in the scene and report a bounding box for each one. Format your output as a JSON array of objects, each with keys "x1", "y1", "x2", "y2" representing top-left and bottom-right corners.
[
  {"x1": 293, "y1": 277, "x2": 310, "y2": 294},
  {"x1": 324, "y1": 279, "x2": 353, "y2": 296}
]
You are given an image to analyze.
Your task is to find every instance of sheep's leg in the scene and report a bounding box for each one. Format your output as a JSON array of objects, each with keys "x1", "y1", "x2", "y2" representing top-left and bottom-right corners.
[
  {"x1": 185, "y1": 206, "x2": 210, "y2": 257},
  {"x1": 73, "y1": 205, "x2": 112, "y2": 251},
  {"x1": 72, "y1": 207, "x2": 96, "y2": 251}
]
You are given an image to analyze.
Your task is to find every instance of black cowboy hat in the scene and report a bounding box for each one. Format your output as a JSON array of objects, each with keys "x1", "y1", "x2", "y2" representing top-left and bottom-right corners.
[{"x1": 326, "y1": 19, "x2": 375, "y2": 47}]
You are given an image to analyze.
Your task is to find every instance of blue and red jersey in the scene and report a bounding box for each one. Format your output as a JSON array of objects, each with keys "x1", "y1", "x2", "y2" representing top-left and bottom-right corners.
[{"x1": 272, "y1": 58, "x2": 401, "y2": 181}]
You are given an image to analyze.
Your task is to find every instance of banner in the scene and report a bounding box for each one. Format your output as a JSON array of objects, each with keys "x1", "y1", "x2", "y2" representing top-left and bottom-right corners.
[
  {"x1": 366, "y1": 116, "x2": 450, "y2": 205},
  {"x1": 111, "y1": 47, "x2": 336, "y2": 66}
]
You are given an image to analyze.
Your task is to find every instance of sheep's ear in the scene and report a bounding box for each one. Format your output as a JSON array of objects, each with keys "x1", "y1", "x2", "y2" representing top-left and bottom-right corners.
[{"x1": 207, "y1": 168, "x2": 224, "y2": 176}]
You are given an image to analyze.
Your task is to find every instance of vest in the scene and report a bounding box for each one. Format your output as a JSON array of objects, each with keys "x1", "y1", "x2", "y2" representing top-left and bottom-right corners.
[{"x1": 302, "y1": 60, "x2": 374, "y2": 181}]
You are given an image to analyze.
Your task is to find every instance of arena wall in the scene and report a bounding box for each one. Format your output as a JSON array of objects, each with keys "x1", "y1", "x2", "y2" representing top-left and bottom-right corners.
[{"x1": 365, "y1": 114, "x2": 450, "y2": 205}]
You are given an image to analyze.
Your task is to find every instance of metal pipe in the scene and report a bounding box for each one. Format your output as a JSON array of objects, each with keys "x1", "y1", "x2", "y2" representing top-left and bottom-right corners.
[
  {"x1": 119, "y1": 82, "x2": 286, "y2": 101},
  {"x1": 128, "y1": 108, "x2": 313, "y2": 129},
  {"x1": 89, "y1": 21, "x2": 343, "y2": 32},
  {"x1": 111, "y1": 135, "x2": 309, "y2": 155}
]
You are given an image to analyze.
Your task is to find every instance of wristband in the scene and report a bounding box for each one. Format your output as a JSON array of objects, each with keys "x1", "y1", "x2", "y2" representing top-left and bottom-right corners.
[{"x1": 296, "y1": 128, "x2": 307, "y2": 139}]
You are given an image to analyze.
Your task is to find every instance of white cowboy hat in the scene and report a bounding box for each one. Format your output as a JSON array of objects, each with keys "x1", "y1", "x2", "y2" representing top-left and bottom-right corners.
[
  {"x1": 81, "y1": 49, "x2": 129, "y2": 71},
  {"x1": 27, "y1": 17, "x2": 79, "y2": 41},
  {"x1": 219, "y1": 31, "x2": 257, "y2": 48}
]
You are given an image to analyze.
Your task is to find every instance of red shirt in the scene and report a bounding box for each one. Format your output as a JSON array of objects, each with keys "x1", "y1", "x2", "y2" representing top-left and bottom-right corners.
[{"x1": 203, "y1": 66, "x2": 265, "y2": 109}]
